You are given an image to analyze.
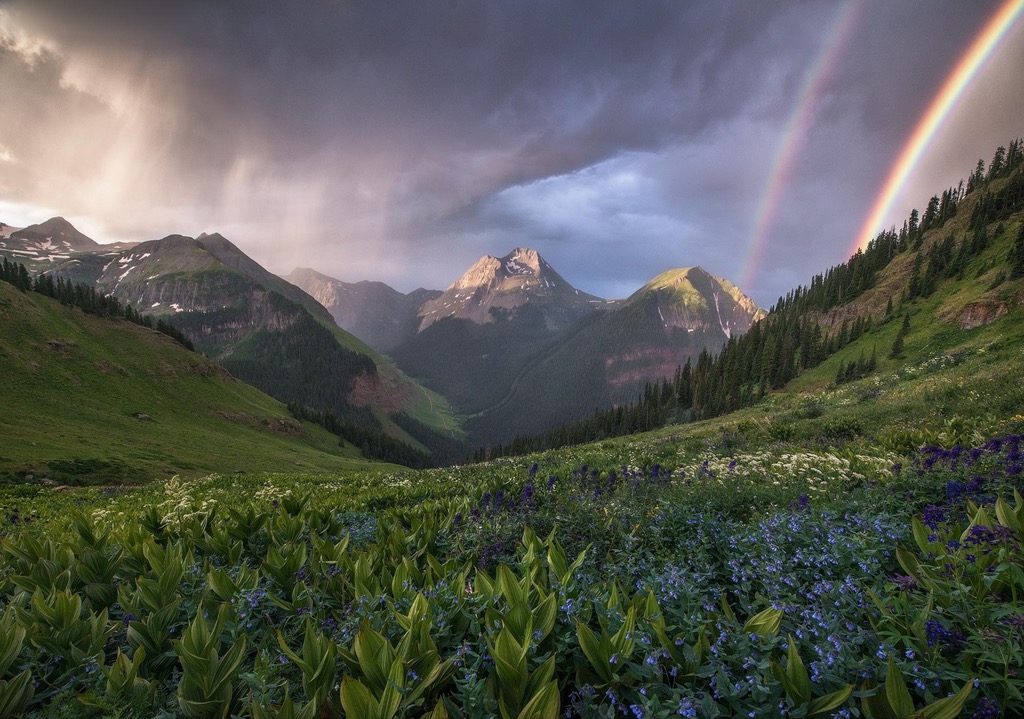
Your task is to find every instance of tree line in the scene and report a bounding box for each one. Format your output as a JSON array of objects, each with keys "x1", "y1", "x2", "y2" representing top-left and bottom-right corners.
[
  {"x1": 286, "y1": 402, "x2": 435, "y2": 468},
  {"x1": 0, "y1": 257, "x2": 194, "y2": 350}
]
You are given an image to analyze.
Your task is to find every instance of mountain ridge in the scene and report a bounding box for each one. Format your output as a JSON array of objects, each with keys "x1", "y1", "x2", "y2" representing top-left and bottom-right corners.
[
  {"x1": 31, "y1": 225, "x2": 462, "y2": 455},
  {"x1": 286, "y1": 267, "x2": 441, "y2": 353}
]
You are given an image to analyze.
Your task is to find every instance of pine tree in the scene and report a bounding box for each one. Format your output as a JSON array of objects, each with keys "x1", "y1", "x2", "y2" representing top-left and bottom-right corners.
[
  {"x1": 889, "y1": 314, "x2": 910, "y2": 359},
  {"x1": 16, "y1": 264, "x2": 30, "y2": 292},
  {"x1": 835, "y1": 360, "x2": 847, "y2": 385},
  {"x1": 1011, "y1": 222, "x2": 1024, "y2": 280}
]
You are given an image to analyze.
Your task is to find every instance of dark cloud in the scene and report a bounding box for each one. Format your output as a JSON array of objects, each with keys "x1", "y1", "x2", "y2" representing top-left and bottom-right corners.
[{"x1": 0, "y1": 0, "x2": 1021, "y2": 305}]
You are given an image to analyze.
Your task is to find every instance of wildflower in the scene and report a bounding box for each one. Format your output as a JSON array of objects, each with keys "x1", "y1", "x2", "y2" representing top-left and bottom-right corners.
[
  {"x1": 677, "y1": 698, "x2": 697, "y2": 717},
  {"x1": 892, "y1": 573, "x2": 917, "y2": 589},
  {"x1": 925, "y1": 619, "x2": 965, "y2": 655},
  {"x1": 921, "y1": 505, "x2": 946, "y2": 530},
  {"x1": 972, "y1": 698, "x2": 1000, "y2": 719},
  {"x1": 1004, "y1": 615, "x2": 1024, "y2": 631}
]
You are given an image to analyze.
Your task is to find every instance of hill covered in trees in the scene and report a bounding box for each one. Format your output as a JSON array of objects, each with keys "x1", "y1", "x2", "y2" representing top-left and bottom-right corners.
[{"x1": 481, "y1": 139, "x2": 1024, "y2": 458}]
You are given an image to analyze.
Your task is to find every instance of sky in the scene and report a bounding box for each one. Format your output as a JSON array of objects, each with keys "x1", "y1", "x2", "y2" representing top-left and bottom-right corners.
[{"x1": 1, "y1": 0, "x2": 1023, "y2": 307}]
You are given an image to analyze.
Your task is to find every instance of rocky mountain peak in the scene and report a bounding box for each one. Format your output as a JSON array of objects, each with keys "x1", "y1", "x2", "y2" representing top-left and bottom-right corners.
[
  {"x1": 448, "y1": 247, "x2": 556, "y2": 292},
  {"x1": 10, "y1": 216, "x2": 99, "y2": 250},
  {"x1": 504, "y1": 247, "x2": 543, "y2": 275},
  {"x1": 419, "y1": 247, "x2": 604, "y2": 331}
]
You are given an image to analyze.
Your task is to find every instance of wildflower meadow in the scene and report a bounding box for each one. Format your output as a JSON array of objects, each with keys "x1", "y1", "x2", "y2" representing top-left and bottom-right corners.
[{"x1": 1, "y1": 430, "x2": 1023, "y2": 718}]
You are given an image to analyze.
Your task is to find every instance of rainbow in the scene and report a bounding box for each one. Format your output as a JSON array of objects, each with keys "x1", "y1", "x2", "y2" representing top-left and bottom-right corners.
[
  {"x1": 851, "y1": 0, "x2": 1024, "y2": 254},
  {"x1": 740, "y1": 1, "x2": 861, "y2": 291}
]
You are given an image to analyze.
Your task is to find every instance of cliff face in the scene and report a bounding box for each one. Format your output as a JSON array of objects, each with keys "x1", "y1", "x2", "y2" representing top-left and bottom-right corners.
[{"x1": 286, "y1": 268, "x2": 439, "y2": 352}]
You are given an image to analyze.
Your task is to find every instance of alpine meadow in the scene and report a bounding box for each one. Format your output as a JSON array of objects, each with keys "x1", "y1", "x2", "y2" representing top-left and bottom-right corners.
[{"x1": 2, "y1": 2, "x2": 1024, "y2": 719}]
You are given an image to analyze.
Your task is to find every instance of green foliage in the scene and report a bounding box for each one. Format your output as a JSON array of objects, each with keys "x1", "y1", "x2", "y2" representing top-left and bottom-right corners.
[
  {"x1": 0, "y1": 608, "x2": 34, "y2": 719},
  {"x1": 859, "y1": 657, "x2": 973, "y2": 719},
  {"x1": 770, "y1": 635, "x2": 853, "y2": 718},
  {"x1": 2, "y1": 442, "x2": 1023, "y2": 716},
  {"x1": 173, "y1": 604, "x2": 248, "y2": 719},
  {"x1": 0, "y1": 280, "x2": 376, "y2": 482}
]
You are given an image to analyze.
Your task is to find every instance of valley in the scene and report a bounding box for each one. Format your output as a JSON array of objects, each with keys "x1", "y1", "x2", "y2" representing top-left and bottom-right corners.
[{"x1": 3, "y1": 3, "x2": 1023, "y2": 717}]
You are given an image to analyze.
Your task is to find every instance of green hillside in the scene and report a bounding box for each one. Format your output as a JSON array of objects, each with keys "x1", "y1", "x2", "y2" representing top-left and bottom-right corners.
[{"x1": 0, "y1": 281, "x2": 396, "y2": 484}]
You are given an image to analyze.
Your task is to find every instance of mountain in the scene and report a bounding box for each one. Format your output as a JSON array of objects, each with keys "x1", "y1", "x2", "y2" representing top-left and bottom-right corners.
[
  {"x1": 600, "y1": 267, "x2": 764, "y2": 388},
  {"x1": 286, "y1": 267, "x2": 440, "y2": 352},
  {"x1": 417, "y1": 247, "x2": 608, "y2": 331},
  {"x1": 389, "y1": 248, "x2": 611, "y2": 418},
  {"x1": 465, "y1": 266, "x2": 764, "y2": 443},
  {"x1": 0, "y1": 216, "x2": 101, "y2": 273},
  {"x1": 381, "y1": 246, "x2": 763, "y2": 443},
  {"x1": 10, "y1": 216, "x2": 99, "y2": 250},
  {"x1": 41, "y1": 228, "x2": 461, "y2": 457},
  {"x1": 0, "y1": 279, "x2": 384, "y2": 484}
]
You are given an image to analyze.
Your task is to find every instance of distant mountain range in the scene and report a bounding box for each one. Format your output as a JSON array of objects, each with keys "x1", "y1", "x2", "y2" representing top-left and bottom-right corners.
[
  {"x1": 289, "y1": 248, "x2": 765, "y2": 442},
  {"x1": 285, "y1": 268, "x2": 440, "y2": 353},
  {"x1": 1, "y1": 217, "x2": 764, "y2": 450},
  {"x1": 3, "y1": 137, "x2": 1022, "y2": 469},
  {"x1": 0, "y1": 221, "x2": 460, "y2": 461}
]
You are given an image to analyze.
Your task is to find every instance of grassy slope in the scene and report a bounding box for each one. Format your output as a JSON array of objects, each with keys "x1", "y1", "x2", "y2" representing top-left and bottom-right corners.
[
  {"x1": 519, "y1": 300, "x2": 1023, "y2": 478},
  {"x1": 500, "y1": 208, "x2": 1024, "y2": 470},
  {"x1": 0, "y1": 282, "x2": 400, "y2": 482}
]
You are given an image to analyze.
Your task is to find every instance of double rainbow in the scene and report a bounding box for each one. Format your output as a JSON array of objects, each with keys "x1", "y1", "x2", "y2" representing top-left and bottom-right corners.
[
  {"x1": 851, "y1": 0, "x2": 1024, "y2": 255},
  {"x1": 740, "y1": 1, "x2": 861, "y2": 291}
]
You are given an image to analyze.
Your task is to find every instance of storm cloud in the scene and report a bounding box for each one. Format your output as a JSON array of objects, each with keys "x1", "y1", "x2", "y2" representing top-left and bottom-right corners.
[{"x1": 1, "y1": 0, "x2": 1022, "y2": 305}]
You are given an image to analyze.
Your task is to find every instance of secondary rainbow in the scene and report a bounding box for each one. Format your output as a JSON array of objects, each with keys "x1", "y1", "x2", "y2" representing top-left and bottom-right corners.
[
  {"x1": 851, "y1": 0, "x2": 1024, "y2": 255},
  {"x1": 739, "y1": 1, "x2": 861, "y2": 292}
]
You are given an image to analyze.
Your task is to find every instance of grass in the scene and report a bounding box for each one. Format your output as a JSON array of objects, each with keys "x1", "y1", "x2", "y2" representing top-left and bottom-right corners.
[{"x1": 0, "y1": 282, "x2": 397, "y2": 483}]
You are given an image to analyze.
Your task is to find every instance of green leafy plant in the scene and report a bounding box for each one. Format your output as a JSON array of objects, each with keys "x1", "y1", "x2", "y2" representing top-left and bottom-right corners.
[
  {"x1": 173, "y1": 604, "x2": 247, "y2": 719},
  {"x1": 860, "y1": 657, "x2": 973, "y2": 719},
  {"x1": 0, "y1": 608, "x2": 33, "y2": 719}
]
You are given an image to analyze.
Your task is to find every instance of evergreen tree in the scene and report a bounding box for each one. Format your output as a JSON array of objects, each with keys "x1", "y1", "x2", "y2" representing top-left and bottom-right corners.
[
  {"x1": 1011, "y1": 222, "x2": 1024, "y2": 280},
  {"x1": 989, "y1": 146, "x2": 1007, "y2": 180},
  {"x1": 889, "y1": 314, "x2": 910, "y2": 359},
  {"x1": 834, "y1": 360, "x2": 847, "y2": 386},
  {"x1": 967, "y1": 158, "x2": 985, "y2": 194}
]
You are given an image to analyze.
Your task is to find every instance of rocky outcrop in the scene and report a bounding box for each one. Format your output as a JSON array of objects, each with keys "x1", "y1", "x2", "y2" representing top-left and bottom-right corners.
[{"x1": 944, "y1": 300, "x2": 1009, "y2": 329}]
